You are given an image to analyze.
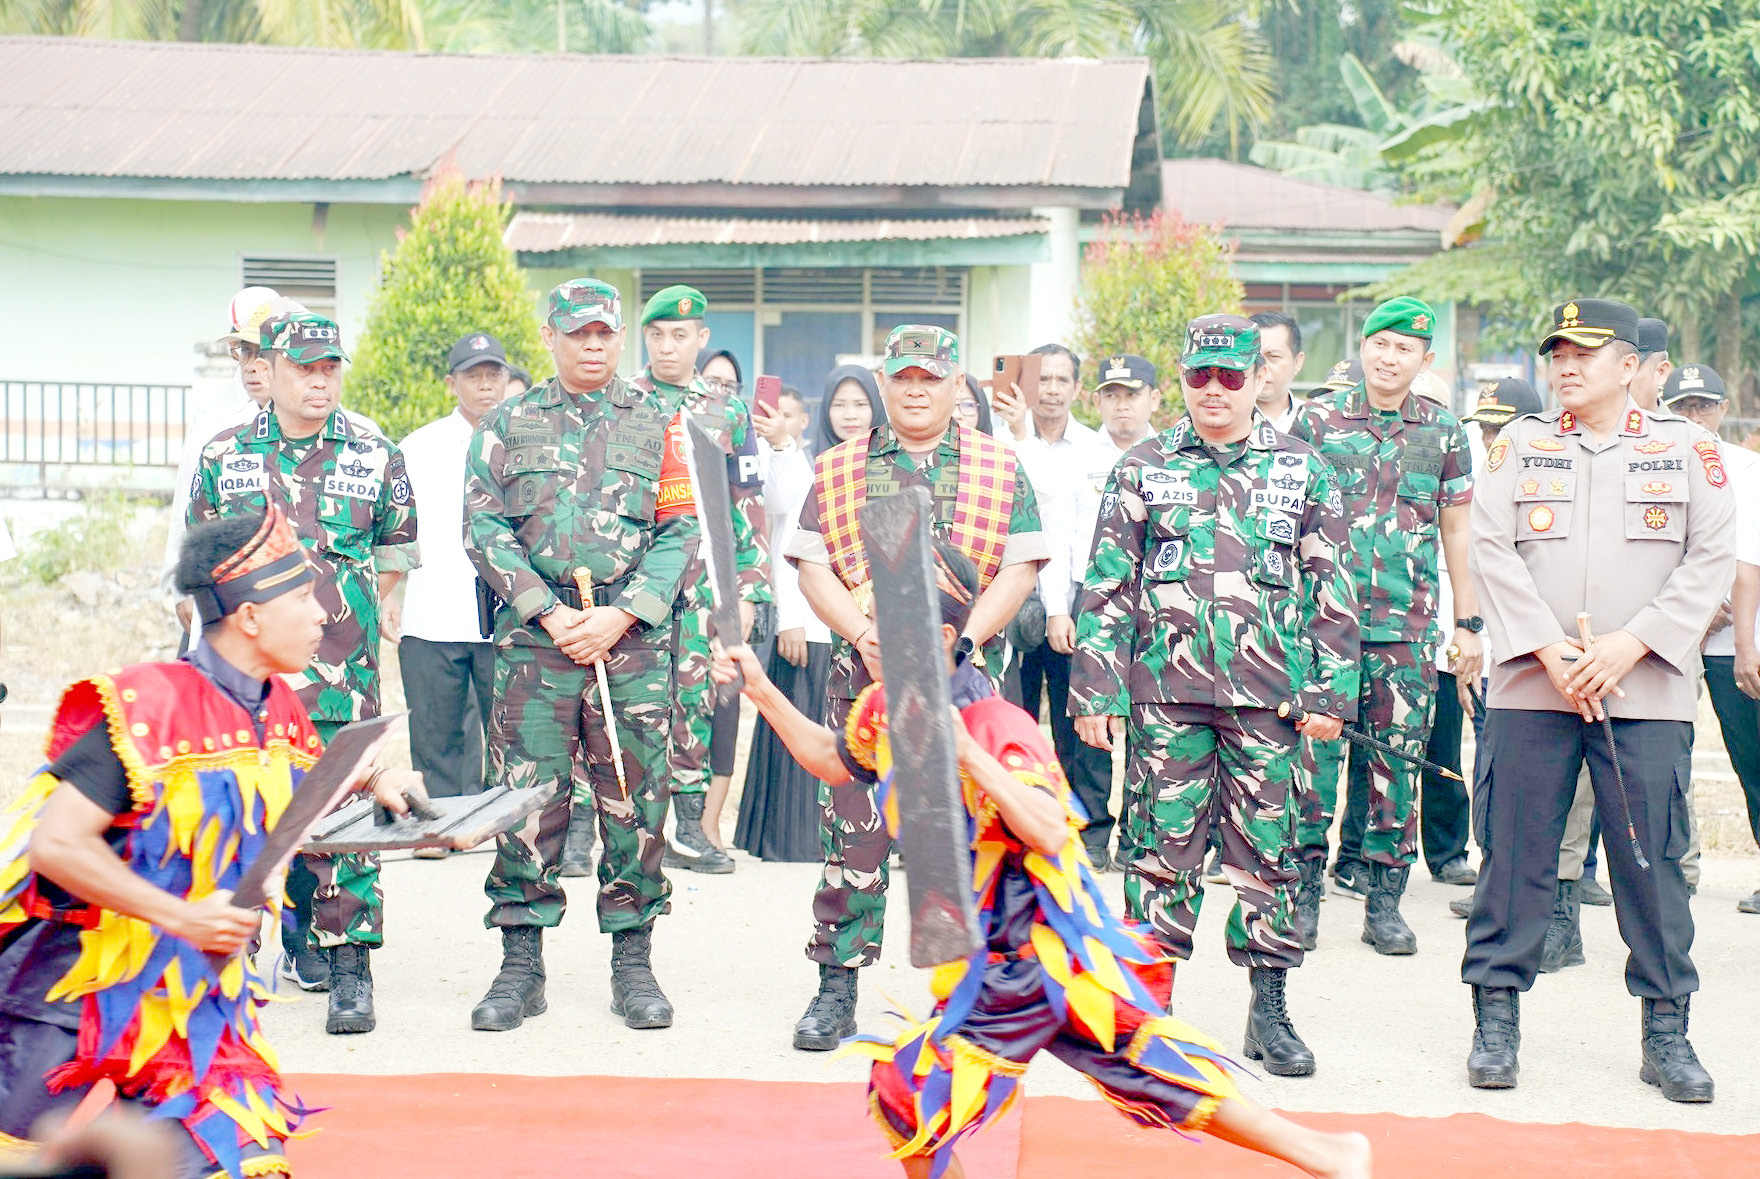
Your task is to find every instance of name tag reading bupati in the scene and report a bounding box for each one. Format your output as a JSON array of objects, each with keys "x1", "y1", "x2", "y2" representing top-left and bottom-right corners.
[
  {"x1": 324, "y1": 448, "x2": 388, "y2": 500},
  {"x1": 218, "y1": 453, "x2": 267, "y2": 497},
  {"x1": 1251, "y1": 487, "x2": 1306, "y2": 514},
  {"x1": 1140, "y1": 468, "x2": 1197, "y2": 506}
]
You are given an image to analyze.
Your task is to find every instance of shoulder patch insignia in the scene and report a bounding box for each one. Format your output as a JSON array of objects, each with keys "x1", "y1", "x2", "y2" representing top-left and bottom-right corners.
[
  {"x1": 1487, "y1": 438, "x2": 1510, "y2": 471},
  {"x1": 1528, "y1": 438, "x2": 1565, "y2": 452},
  {"x1": 1558, "y1": 410, "x2": 1577, "y2": 433},
  {"x1": 1625, "y1": 409, "x2": 1645, "y2": 435},
  {"x1": 1694, "y1": 438, "x2": 1728, "y2": 488},
  {"x1": 1527, "y1": 505, "x2": 1555, "y2": 533},
  {"x1": 1634, "y1": 440, "x2": 1674, "y2": 455}
]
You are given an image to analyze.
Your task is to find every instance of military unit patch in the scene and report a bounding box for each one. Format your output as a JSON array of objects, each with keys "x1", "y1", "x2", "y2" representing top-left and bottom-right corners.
[
  {"x1": 1488, "y1": 438, "x2": 1510, "y2": 471},
  {"x1": 1694, "y1": 438, "x2": 1728, "y2": 488}
]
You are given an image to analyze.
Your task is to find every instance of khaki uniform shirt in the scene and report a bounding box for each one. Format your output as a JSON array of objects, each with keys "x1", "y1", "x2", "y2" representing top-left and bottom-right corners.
[{"x1": 1470, "y1": 401, "x2": 1735, "y2": 721}]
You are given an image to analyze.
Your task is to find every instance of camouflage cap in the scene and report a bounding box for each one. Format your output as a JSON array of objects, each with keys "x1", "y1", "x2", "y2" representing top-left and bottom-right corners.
[
  {"x1": 883, "y1": 324, "x2": 960, "y2": 378},
  {"x1": 548, "y1": 278, "x2": 623, "y2": 333},
  {"x1": 1181, "y1": 314, "x2": 1260, "y2": 371},
  {"x1": 260, "y1": 312, "x2": 347, "y2": 364},
  {"x1": 1362, "y1": 296, "x2": 1437, "y2": 342},
  {"x1": 641, "y1": 284, "x2": 708, "y2": 326}
]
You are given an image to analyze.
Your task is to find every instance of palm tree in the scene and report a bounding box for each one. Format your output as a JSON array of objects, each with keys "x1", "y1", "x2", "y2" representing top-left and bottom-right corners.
[
  {"x1": 733, "y1": 0, "x2": 1274, "y2": 152},
  {"x1": 1, "y1": 0, "x2": 426, "y2": 49}
]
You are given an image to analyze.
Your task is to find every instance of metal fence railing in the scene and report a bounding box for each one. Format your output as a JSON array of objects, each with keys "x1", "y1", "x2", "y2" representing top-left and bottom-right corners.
[{"x1": 1, "y1": 381, "x2": 190, "y2": 488}]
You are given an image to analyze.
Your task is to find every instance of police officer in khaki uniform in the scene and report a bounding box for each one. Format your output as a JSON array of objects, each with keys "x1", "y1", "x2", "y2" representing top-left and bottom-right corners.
[{"x1": 1463, "y1": 299, "x2": 1733, "y2": 1103}]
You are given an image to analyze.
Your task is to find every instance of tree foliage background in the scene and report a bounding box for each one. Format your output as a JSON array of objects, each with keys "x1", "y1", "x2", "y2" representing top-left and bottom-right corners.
[
  {"x1": 348, "y1": 172, "x2": 545, "y2": 441},
  {"x1": 1358, "y1": 0, "x2": 1760, "y2": 395},
  {"x1": 1072, "y1": 210, "x2": 1243, "y2": 423}
]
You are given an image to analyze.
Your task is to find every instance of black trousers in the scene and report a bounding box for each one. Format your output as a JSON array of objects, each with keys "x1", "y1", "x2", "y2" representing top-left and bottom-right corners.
[
  {"x1": 1704, "y1": 655, "x2": 1760, "y2": 847},
  {"x1": 400, "y1": 636, "x2": 495, "y2": 797},
  {"x1": 1018, "y1": 642, "x2": 1115, "y2": 852},
  {"x1": 1462, "y1": 709, "x2": 1696, "y2": 998}
]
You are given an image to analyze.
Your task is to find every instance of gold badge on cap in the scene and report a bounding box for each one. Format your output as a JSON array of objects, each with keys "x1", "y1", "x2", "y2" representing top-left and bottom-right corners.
[
  {"x1": 1561, "y1": 302, "x2": 1581, "y2": 326},
  {"x1": 678, "y1": 296, "x2": 693, "y2": 315},
  {"x1": 1413, "y1": 314, "x2": 1430, "y2": 332}
]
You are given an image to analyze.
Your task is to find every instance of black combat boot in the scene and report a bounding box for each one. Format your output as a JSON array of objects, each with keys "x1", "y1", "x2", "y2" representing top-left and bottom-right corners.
[
  {"x1": 1640, "y1": 996, "x2": 1714, "y2": 1102},
  {"x1": 664, "y1": 792, "x2": 733, "y2": 874},
  {"x1": 325, "y1": 945, "x2": 375, "y2": 1035},
  {"x1": 610, "y1": 925, "x2": 674, "y2": 1029},
  {"x1": 1467, "y1": 985, "x2": 1520, "y2": 1089},
  {"x1": 1449, "y1": 889, "x2": 1475, "y2": 920},
  {"x1": 559, "y1": 803, "x2": 596, "y2": 879},
  {"x1": 1243, "y1": 966, "x2": 1315, "y2": 1076},
  {"x1": 793, "y1": 963, "x2": 859, "y2": 1051},
  {"x1": 471, "y1": 926, "x2": 547, "y2": 1032},
  {"x1": 1293, "y1": 853, "x2": 1325, "y2": 951},
  {"x1": 1538, "y1": 879, "x2": 1585, "y2": 973},
  {"x1": 1361, "y1": 862, "x2": 1417, "y2": 955}
]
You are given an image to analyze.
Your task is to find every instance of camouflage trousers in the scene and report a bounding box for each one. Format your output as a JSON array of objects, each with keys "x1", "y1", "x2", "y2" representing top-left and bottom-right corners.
[
  {"x1": 1294, "y1": 640, "x2": 1435, "y2": 867},
  {"x1": 1121, "y1": 704, "x2": 1303, "y2": 970},
  {"x1": 298, "y1": 718, "x2": 383, "y2": 949},
  {"x1": 482, "y1": 626, "x2": 674, "y2": 934},
  {"x1": 807, "y1": 696, "x2": 891, "y2": 968},
  {"x1": 667, "y1": 564, "x2": 713, "y2": 798}
]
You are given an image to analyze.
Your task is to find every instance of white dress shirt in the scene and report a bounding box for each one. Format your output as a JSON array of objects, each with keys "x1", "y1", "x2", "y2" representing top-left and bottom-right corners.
[
  {"x1": 1019, "y1": 419, "x2": 1143, "y2": 617},
  {"x1": 763, "y1": 439, "x2": 827, "y2": 643},
  {"x1": 399, "y1": 409, "x2": 487, "y2": 644}
]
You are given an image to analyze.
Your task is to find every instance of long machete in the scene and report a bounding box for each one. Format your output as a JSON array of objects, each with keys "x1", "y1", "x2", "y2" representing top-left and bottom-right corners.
[{"x1": 684, "y1": 416, "x2": 746, "y2": 703}]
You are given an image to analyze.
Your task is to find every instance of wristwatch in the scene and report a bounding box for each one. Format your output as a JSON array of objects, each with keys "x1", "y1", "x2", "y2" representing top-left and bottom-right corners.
[{"x1": 1455, "y1": 616, "x2": 1485, "y2": 633}]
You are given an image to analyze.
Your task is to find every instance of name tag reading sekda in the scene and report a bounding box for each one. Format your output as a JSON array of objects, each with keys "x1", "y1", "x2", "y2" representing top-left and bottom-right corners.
[
  {"x1": 1139, "y1": 468, "x2": 1197, "y2": 506},
  {"x1": 323, "y1": 449, "x2": 388, "y2": 501}
]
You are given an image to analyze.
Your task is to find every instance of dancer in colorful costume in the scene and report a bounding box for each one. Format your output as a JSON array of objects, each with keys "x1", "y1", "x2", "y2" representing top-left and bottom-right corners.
[
  {"x1": 0, "y1": 508, "x2": 414, "y2": 1177},
  {"x1": 712, "y1": 539, "x2": 1371, "y2": 1179}
]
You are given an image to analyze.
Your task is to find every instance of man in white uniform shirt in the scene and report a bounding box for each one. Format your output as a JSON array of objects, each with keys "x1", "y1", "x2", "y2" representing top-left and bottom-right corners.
[{"x1": 397, "y1": 333, "x2": 512, "y2": 843}]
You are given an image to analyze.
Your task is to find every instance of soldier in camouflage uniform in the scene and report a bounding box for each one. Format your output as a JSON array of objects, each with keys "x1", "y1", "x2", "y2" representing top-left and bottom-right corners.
[
  {"x1": 187, "y1": 312, "x2": 419, "y2": 1036},
  {"x1": 783, "y1": 324, "x2": 1048, "y2": 1051},
  {"x1": 633, "y1": 284, "x2": 770, "y2": 876},
  {"x1": 1069, "y1": 315, "x2": 1359, "y2": 1077},
  {"x1": 463, "y1": 279, "x2": 699, "y2": 1033},
  {"x1": 1285, "y1": 297, "x2": 1481, "y2": 955}
]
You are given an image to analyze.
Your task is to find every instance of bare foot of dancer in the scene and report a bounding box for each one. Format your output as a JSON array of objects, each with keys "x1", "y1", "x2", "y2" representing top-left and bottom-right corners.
[{"x1": 1209, "y1": 1099, "x2": 1373, "y2": 1178}]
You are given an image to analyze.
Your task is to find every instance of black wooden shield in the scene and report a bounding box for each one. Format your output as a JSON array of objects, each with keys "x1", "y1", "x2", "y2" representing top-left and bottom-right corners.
[
  {"x1": 685, "y1": 416, "x2": 746, "y2": 703},
  {"x1": 861, "y1": 487, "x2": 981, "y2": 967}
]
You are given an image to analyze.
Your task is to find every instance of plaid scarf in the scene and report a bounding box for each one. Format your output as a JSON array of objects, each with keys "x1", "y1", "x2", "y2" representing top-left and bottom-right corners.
[{"x1": 817, "y1": 424, "x2": 1015, "y2": 609}]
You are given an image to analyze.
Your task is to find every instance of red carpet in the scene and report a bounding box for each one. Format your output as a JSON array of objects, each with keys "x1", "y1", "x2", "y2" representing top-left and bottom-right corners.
[{"x1": 284, "y1": 1073, "x2": 1755, "y2": 1177}]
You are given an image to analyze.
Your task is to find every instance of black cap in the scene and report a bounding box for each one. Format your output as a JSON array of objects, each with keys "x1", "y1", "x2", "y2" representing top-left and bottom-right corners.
[
  {"x1": 1539, "y1": 299, "x2": 1640, "y2": 354},
  {"x1": 1465, "y1": 378, "x2": 1543, "y2": 425},
  {"x1": 1094, "y1": 354, "x2": 1158, "y2": 391},
  {"x1": 448, "y1": 332, "x2": 508, "y2": 374},
  {"x1": 1637, "y1": 318, "x2": 1669, "y2": 356},
  {"x1": 1319, "y1": 357, "x2": 1363, "y2": 392},
  {"x1": 1662, "y1": 363, "x2": 1727, "y2": 405}
]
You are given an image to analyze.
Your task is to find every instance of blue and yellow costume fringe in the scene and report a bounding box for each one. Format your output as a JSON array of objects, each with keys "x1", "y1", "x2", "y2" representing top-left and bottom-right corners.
[
  {"x1": 839, "y1": 681, "x2": 1241, "y2": 1177},
  {"x1": 0, "y1": 663, "x2": 319, "y2": 1177}
]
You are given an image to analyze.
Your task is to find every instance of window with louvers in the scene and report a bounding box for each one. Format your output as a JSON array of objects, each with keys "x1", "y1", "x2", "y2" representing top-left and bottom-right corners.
[{"x1": 240, "y1": 257, "x2": 339, "y2": 318}]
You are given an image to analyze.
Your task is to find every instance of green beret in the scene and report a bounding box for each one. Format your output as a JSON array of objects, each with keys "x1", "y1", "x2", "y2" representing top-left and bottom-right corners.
[
  {"x1": 641, "y1": 284, "x2": 708, "y2": 326},
  {"x1": 1362, "y1": 296, "x2": 1437, "y2": 342}
]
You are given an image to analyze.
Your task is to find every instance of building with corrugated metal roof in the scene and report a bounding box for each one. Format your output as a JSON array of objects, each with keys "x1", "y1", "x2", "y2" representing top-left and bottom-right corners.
[{"x1": 0, "y1": 37, "x2": 1160, "y2": 410}]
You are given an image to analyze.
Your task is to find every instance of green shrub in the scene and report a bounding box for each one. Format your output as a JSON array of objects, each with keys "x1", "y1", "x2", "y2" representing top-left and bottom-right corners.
[
  {"x1": 18, "y1": 494, "x2": 136, "y2": 585},
  {"x1": 1073, "y1": 210, "x2": 1244, "y2": 424},
  {"x1": 348, "y1": 172, "x2": 547, "y2": 441}
]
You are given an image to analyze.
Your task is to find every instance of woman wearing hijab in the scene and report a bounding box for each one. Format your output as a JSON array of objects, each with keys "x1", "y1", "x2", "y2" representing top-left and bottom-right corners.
[{"x1": 737, "y1": 365, "x2": 886, "y2": 861}]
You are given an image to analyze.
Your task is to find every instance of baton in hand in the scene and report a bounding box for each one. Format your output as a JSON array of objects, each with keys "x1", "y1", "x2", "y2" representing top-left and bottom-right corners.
[
  {"x1": 1575, "y1": 613, "x2": 1650, "y2": 871},
  {"x1": 574, "y1": 570, "x2": 631, "y2": 802},
  {"x1": 1277, "y1": 702, "x2": 1464, "y2": 782}
]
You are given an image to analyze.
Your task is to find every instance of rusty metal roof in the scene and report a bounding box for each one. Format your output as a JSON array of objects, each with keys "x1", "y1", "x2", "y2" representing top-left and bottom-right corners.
[
  {"x1": 506, "y1": 211, "x2": 1050, "y2": 251},
  {"x1": 1163, "y1": 159, "x2": 1453, "y2": 234},
  {"x1": 0, "y1": 38, "x2": 1153, "y2": 195}
]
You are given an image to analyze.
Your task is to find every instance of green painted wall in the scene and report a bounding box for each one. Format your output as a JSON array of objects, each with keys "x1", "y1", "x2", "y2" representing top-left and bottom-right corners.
[{"x1": 0, "y1": 196, "x2": 407, "y2": 386}]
